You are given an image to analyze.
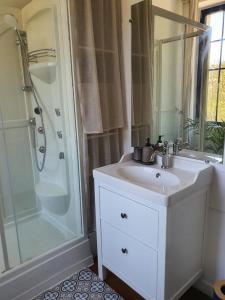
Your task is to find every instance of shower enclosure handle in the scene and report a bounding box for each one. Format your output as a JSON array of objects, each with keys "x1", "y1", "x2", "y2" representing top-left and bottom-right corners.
[{"x1": 29, "y1": 117, "x2": 36, "y2": 126}]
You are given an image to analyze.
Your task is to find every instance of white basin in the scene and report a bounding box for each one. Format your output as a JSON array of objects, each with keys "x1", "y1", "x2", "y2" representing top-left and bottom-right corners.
[
  {"x1": 93, "y1": 154, "x2": 213, "y2": 206},
  {"x1": 117, "y1": 166, "x2": 180, "y2": 188},
  {"x1": 179, "y1": 149, "x2": 222, "y2": 163}
]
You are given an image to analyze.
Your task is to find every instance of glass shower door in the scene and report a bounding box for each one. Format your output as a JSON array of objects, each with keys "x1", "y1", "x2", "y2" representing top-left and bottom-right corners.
[
  {"x1": 0, "y1": 104, "x2": 21, "y2": 274},
  {"x1": 0, "y1": 20, "x2": 37, "y2": 267}
]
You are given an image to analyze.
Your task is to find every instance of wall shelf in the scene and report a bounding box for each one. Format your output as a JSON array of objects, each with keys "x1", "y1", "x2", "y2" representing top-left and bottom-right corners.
[
  {"x1": 35, "y1": 181, "x2": 68, "y2": 215},
  {"x1": 29, "y1": 61, "x2": 56, "y2": 84}
]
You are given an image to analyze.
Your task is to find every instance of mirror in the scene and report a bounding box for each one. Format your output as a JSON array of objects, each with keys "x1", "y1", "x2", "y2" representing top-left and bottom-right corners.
[{"x1": 131, "y1": 3, "x2": 223, "y2": 160}]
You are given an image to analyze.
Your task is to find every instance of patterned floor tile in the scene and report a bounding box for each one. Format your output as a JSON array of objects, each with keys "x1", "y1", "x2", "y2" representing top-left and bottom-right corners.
[{"x1": 33, "y1": 269, "x2": 123, "y2": 300}]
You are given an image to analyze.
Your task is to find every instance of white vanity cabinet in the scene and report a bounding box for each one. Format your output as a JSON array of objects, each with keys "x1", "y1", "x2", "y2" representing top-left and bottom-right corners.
[{"x1": 94, "y1": 158, "x2": 212, "y2": 300}]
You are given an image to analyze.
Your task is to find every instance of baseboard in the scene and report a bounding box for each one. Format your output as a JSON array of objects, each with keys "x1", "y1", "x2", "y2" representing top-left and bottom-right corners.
[
  {"x1": 171, "y1": 270, "x2": 203, "y2": 299},
  {"x1": 194, "y1": 277, "x2": 214, "y2": 298},
  {"x1": 0, "y1": 238, "x2": 93, "y2": 300}
]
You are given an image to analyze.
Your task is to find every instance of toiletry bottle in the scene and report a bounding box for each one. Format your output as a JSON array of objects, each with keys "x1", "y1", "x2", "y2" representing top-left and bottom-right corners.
[
  {"x1": 156, "y1": 135, "x2": 163, "y2": 152},
  {"x1": 133, "y1": 146, "x2": 143, "y2": 161},
  {"x1": 142, "y1": 138, "x2": 155, "y2": 163}
]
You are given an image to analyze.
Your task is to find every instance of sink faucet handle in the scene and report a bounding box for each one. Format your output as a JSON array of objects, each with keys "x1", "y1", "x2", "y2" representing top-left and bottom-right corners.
[
  {"x1": 173, "y1": 138, "x2": 182, "y2": 155},
  {"x1": 163, "y1": 141, "x2": 170, "y2": 155},
  {"x1": 174, "y1": 137, "x2": 182, "y2": 145}
]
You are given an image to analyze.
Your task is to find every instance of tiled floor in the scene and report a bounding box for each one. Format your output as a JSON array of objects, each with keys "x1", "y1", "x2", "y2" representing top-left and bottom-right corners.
[
  {"x1": 90, "y1": 261, "x2": 211, "y2": 300},
  {"x1": 31, "y1": 261, "x2": 211, "y2": 300},
  {"x1": 33, "y1": 268, "x2": 122, "y2": 300}
]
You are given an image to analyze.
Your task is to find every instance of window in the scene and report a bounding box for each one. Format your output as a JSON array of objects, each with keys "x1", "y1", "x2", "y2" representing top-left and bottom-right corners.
[{"x1": 201, "y1": 5, "x2": 225, "y2": 122}]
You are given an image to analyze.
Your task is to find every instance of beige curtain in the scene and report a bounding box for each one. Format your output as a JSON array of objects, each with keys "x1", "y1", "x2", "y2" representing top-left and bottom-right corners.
[
  {"x1": 131, "y1": 0, "x2": 153, "y2": 146},
  {"x1": 72, "y1": 0, "x2": 125, "y2": 134},
  {"x1": 182, "y1": 0, "x2": 199, "y2": 146},
  {"x1": 69, "y1": 0, "x2": 125, "y2": 231},
  {"x1": 183, "y1": 0, "x2": 199, "y2": 21}
]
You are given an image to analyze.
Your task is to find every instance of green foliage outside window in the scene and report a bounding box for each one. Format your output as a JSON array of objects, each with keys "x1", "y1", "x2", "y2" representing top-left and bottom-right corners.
[{"x1": 184, "y1": 118, "x2": 225, "y2": 154}]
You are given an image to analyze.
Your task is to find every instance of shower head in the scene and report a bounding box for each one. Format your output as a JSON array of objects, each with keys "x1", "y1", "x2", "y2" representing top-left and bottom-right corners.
[
  {"x1": 3, "y1": 14, "x2": 18, "y2": 30},
  {"x1": 3, "y1": 14, "x2": 26, "y2": 48}
]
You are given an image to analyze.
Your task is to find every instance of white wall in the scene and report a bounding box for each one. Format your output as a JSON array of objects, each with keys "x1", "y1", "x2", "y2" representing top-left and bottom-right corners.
[
  {"x1": 198, "y1": 0, "x2": 225, "y2": 295},
  {"x1": 196, "y1": 164, "x2": 225, "y2": 296},
  {"x1": 199, "y1": 0, "x2": 225, "y2": 9},
  {"x1": 153, "y1": 0, "x2": 182, "y2": 13}
]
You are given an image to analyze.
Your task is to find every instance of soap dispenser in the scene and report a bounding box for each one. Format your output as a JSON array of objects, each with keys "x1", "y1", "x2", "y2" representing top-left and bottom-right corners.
[
  {"x1": 142, "y1": 137, "x2": 155, "y2": 163},
  {"x1": 156, "y1": 135, "x2": 163, "y2": 152}
]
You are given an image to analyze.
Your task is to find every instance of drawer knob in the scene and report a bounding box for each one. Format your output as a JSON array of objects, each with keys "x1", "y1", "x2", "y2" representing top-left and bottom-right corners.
[
  {"x1": 121, "y1": 248, "x2": 128, "y2": 254},
  {"x1": 121, "y1": 213, "x2": 128, "y2": 219}
]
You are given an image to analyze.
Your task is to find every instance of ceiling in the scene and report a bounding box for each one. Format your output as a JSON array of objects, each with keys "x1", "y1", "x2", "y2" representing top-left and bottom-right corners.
[{"x1": 0, "y1": 0, "x2": 31, "y2": 8}]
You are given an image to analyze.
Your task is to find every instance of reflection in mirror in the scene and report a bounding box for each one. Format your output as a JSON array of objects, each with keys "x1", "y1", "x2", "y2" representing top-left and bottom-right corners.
[
  {"x1": 131, "y1": 1, "x2": 152, "y2": 147},
  {"x1": 131, "y1": 3, "x2": 224, "y2": 161}
]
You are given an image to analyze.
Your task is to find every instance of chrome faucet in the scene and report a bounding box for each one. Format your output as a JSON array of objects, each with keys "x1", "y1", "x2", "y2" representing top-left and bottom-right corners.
[
  {"x1": 161, "y1": 141, "x2": 172, "y2": 169},
  {"x1": 173, "y1": 138, "x2": 182, "y2": 155}
]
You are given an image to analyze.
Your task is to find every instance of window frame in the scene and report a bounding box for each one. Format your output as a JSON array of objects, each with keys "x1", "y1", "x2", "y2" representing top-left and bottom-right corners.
[{"x1": 200, "y1": 4, "x2": 225, "y2": 122}]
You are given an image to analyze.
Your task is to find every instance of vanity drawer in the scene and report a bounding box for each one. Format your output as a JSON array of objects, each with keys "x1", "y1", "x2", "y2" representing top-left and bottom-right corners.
[
  {"x1": 101, "y1": 221, "x2": 157, "y2": 299},
  {"x1": 99, "y1": 187, "x2": 159, "y2": 249}
]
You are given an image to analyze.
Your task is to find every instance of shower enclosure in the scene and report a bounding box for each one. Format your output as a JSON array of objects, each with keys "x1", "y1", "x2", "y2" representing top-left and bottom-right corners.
[{"x1": 0, "y1": 1, "x2": 91, "y2": 298}]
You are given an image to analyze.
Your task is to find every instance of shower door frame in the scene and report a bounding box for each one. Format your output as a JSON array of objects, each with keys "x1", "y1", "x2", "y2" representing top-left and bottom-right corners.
[
  {"x1": 0, "y1": 199, "x2": 10, "y2": 272},
  {"x1": 152, "y1": 6, "x2": 209, "y2": 31},
  {"x1": 0, "y1": 100, "x2": 23, "y2": 274}
]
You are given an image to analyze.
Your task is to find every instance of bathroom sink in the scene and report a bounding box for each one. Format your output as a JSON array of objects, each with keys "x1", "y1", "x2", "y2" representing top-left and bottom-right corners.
[
  {"x1": 117, "y1": 166, "x2": 180, "y2": 188},
  {"x1": 93, "y1": 154, "x2": 213, "y2": 206}
]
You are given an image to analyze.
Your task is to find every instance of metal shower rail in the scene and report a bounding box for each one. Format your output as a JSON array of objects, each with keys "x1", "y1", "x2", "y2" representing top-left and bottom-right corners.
[{"x1": 28, "y1": 48, "x2": 56, "y2": 62}]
